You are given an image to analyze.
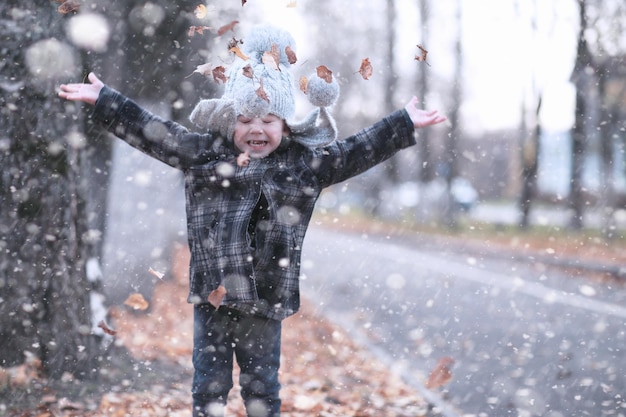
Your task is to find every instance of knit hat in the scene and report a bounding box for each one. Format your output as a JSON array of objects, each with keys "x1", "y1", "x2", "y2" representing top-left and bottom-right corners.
[{"x1": 190, "y1": 24, "x2": 340, "y2": 148}]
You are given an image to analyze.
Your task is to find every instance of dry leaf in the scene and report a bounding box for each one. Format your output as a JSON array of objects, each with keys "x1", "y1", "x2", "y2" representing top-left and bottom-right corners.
[
  {"x1": 241, "y1": 0, "x2": 247, "y2": 5},
  {"x1": 358, "y1": 57, "x2": 373, "y2": 80},
  {"x1": 124, "y1": 293, "x2": 150, "y2": 311},
  {"x1": 425, "y1": 356, "x2": 454, "y2": 389},
  {"x1": 415, "y1": 44, "x2": 431, "y2": 66},
  {"x1": 193, "y1": 4, "x2": 207, "y2": 19},
  {"x1": 298, "y1": 76, "x2": 308, "y2": 94},
  {"x1": 57, "y1": 0, "x2": 80, "y2": 14},
  {"x1": 242, "y1": 64, "x2": 255, "y2": 79},
  {"x1": 212, "y1": 66, "x2": 228, "y2": 83},
  {"x1": 256, "y1": 79, "x2": 270, "y2": 103},
  {"x1": 188, "y1": 25, "x2": 212, "y2": 37},
  {"x1": 262, "y1": 44, "x2": 280, "y2": 71},
  {"x1": 192, "y1": 62, "x2": 213, "y2": 77},
  {"x1": 218, "y1": 20, "x2": 239, "y2": 36},
  {"x1": 316, "y1": 65, "x2": 333, "y2": 83},
  {"x1": 286, "y1": 1, "x2": 297, "y2": 7},
  {"x1": 230, "y1": 46, "x2": 249, "y2": 61},
  {"x1": 148, "y1": 267, "x2": 165, "y2": 280},
  {"x1": 228, "y1": 37, "x2": 243, "y2": 50},
  {"x1": 97, "y1": 320, "x2": 117, "y2": 336},
  {"x1": 285, "y1": 45, "x2": 297, "y2": 65}
]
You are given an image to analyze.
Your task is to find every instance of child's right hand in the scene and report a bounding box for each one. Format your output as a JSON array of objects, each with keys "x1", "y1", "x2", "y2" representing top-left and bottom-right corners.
[{"x1": 58, "y1": 72, "x2": 103, "y2": 105}]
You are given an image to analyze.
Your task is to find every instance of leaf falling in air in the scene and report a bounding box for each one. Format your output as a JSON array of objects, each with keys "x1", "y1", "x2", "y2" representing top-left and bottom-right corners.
[
  {"x1": 148, "y1": 267, "x2": 165, "y2": 280},
  {"x1": 230, "y1": 46, "x2": 249, "y2": 61},
  {"x1": 415, "y1": 44, "x2": 431, "y2": 66},
  {"x1": 242, "y1": 64, "x2": 254, "y2": 79},
  {"x1": 212, "y1": 66, "x2": 228, "y2": 83},
  {"x1": 97, "y1": 320, "x2": 117, "y2": 336},
  {"x1": 192, "y1": 62, "x2": 213, "y2": 77},
  {"x1": 217, "y1": 20, "x2": 239, "y2": 36},
  {"x1": 358, "y1": 57, "x2": 373, "y2": 80},
  {"x1": 286, "y1": 1, "x2": 297, "y2": 7},
  {"x1": 316, "y1": 65, "x2": 333, "y2": 83},
  {"x1": 285, "y1": 45, "x2": 297, "y2": 65},
  {"x1": 262, "y1": 44, "x2": 281, "y2": 71},
  {"x1": 256, "y1": 78, "x2": 270, "y2": 103},
  {"x1": 425, "y1": 356, "x2": 455, "y2": 389},
  {"x1": 188, "y1": 26, "x2": 212, "y2": 37},
  {"x1": 124, "y1": 293, "x2": 150, "y2": 311},
  {"x1": 193, "y1": 4, "x2": 207, "y2": 19},
  {"x1": 299, "y1": 76, "x2": 308, "y2": 94},
  {"x1": 241, "y1": 0, "x2": 247, "y2": 6},
  {"x1": 57, "y1": 0, "x2": 80, "y2": 14}
]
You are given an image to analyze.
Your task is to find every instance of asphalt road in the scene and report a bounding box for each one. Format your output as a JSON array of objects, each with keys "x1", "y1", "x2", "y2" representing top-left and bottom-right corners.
[{"x1": 301, "y1": 226, "x2": 626, "y2": 417}]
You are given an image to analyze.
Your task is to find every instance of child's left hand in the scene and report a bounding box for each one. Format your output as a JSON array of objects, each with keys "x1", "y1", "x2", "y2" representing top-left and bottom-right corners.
[{"x1": 405, "y1": 96, "x2": 447, "y2": 128}]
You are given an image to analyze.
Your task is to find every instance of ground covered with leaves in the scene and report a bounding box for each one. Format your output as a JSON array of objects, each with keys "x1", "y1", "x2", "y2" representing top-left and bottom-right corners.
[{"x1": 0, "y1": 243, "x2": 429, "y2": 417}]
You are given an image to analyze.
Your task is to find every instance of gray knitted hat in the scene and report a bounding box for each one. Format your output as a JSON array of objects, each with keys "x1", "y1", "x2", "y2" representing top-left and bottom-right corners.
[{"x1": 190, "y1": 24, "x2": 340, "y2": 148}]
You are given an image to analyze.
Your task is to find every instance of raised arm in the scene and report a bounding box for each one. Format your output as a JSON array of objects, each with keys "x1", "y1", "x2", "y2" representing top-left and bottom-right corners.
[
  {"x1": 404, "y1": 96, "x2": 447, "y2": 128},
  {"x1": 58, "y1": 72, "x2": 103, "y2": 105}
]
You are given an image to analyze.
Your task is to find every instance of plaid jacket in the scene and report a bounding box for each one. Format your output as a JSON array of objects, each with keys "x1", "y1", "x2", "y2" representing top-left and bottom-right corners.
[{"x1": 93, "y1": 86, "x2": 417, "y2": 320}]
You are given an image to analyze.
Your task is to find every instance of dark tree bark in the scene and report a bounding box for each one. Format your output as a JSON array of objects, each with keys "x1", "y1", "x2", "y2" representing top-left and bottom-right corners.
[
  {"x1": 0, "y1": 2, "x2": 104, "y2": 378},
  {"x1": 518, "y1": 97, "x2": 542, "y2": 230},
  {"x1": 569, "y1": 0, "x2": 594, "y2": 230}
]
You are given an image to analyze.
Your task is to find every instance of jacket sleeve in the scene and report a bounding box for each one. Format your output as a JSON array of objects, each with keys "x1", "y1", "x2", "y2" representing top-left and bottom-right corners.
[
  {"x1": 308, "y1": 109, "x2": 417, "y2": 187},
  {"x1": 91, "y1": 85, "x2": 219, "y2": 169}
]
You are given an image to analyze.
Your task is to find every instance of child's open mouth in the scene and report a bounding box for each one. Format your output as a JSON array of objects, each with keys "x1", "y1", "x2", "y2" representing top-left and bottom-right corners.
[{"x1": 248, "y1": 140, "x2": 267, "y2": 147}]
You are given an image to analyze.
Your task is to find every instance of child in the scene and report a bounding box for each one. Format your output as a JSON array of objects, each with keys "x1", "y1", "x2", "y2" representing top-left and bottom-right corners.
[{"x1": 59, "y1": 25, "x2": 446, "y2": 417}]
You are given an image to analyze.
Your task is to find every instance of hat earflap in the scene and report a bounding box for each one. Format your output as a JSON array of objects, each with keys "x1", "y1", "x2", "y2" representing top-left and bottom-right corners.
[
  {"x1": 287, "y1": 71, "x2": 340, "y2": 148},
  {"x1": 189, "y1": 98, "x2": 237, "y2": 140}
]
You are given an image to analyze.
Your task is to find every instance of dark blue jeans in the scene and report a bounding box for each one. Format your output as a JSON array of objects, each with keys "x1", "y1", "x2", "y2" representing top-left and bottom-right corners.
[{"x1": 192, "y1": 304, "x2": 282, "y2": 417}]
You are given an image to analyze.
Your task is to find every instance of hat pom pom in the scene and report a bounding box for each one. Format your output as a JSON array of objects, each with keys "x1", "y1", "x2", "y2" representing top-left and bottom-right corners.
[{"x1": 306, "y1": 73, "x2": 340, "y2": 108}]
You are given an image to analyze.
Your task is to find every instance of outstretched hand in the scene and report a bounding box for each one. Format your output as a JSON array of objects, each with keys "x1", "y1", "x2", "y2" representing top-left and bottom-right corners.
[
  {"x1": 58, "y1": 72, "x2": 104, "y2": 105},
  {"x1": 405, "y1": 96, "x2": 447, "y2": 128}
]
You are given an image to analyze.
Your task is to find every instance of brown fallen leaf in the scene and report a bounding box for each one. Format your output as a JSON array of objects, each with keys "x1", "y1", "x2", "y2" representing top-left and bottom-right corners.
[
  {"x1": 425, "y1": 356, "x2": 454, "y2": 389},
  {"x1": 358, "y1": 57, "x2": 373, "y2": 80},
  {"x1": 124, "y1": 293, "x2": 149, "y2": 311}
]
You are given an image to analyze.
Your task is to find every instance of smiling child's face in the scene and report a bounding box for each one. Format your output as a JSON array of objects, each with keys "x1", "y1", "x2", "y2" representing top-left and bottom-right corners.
[{"x1": 232, "y1": 114, "x2": 287, "y2": 159}]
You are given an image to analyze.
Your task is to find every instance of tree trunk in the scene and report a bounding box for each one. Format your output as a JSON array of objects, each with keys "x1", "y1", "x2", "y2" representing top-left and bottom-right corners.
[
  {"x1": 519, "y1": 97, "x2": 542, "y2": 229},
  {"x1": 0, "y1": 2, "x2": 105, "y2": 378},
  {"x1": 417, "y1": 0, "x2": 433, "y2": 183},
  {"x1": 569, "y1": 0, "x2": 593, "y2": 230}
]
